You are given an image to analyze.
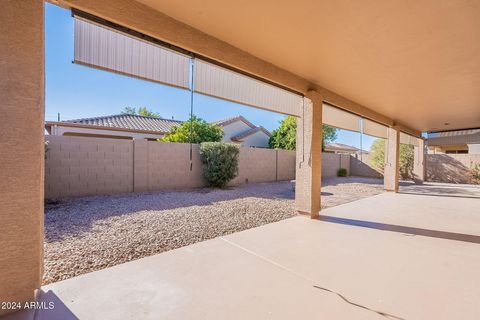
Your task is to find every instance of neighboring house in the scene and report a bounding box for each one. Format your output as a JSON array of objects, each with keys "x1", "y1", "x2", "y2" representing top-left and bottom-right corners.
[
  {"x1": 45, "y1": 114, "x2": 272, "y2": 148},
  {"x1": 427, "y1": 128, "x2": 480, "y2": 154},
  {"x1": 324, "y1": 143, "x2": 368, "y2": 156},
  {"x1": 45, "y1": 114, "x2": 182, "y2": 141},
  {"x1": 212, "y1": 116, "x2": 271, "y2": 148}
]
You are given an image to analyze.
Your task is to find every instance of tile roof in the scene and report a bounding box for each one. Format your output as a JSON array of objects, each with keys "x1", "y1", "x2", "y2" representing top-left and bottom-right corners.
[
  {"x1": 64, "y1": 114, "x2": 183, "y2": 134},
  {"x1": 230, "y1": 126, "x2": 271, "y2": 141},
  {"x1": 212, "y1": 115, "x2": 257, "y2": 129},
  {"x1": 325, "y1": 143, "x2": 359, "y2": 152}
]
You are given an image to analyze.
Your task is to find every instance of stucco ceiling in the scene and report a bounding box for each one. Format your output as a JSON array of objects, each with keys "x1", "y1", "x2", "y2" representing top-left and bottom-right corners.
[{"x1": 137, "y1": 0, "x2": 480, "y2": 132}]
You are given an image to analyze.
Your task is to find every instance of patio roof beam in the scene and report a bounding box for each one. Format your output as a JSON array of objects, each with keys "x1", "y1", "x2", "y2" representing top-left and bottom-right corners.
[{"x1": 54, "y1": 0, "x2": 421, "y2": 138}]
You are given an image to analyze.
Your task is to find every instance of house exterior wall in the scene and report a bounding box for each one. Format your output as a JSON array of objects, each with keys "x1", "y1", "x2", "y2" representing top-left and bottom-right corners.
[
  {"x1": 468, "y1": 144, "x2": 480, "y2": 154},
  {"x1": 49, "y1": 125, "x2": 165, "y2": 140},
  {"x1": 0, "y1": 0, "x2": 44, "y2": 313},
  {"x1": 240, "y1": 130, "x2": 270, "y2": 148},
  {"x1": 427, "y1": 145, "x2": 468, "y2": 154},
  {"x1": 221, "y1": 121, "x2": 253, "y2": 143}
]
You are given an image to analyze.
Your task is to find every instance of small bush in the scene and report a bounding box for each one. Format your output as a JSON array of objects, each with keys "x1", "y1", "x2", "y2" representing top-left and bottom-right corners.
[
  {"x1": 337, "y1": 168, "x2": 347, "y2": 177},
  {"x1": 200, "y1": 142, "x2": 239, "y2": 188}
]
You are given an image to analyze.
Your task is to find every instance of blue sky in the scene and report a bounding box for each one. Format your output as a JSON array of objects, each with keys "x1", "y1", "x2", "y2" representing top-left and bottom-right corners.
[{"x1": 45, "y1": 3, "x2": 376, "y2": 150}]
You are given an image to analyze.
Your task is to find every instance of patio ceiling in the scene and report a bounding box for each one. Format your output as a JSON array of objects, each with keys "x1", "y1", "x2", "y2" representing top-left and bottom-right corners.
[{"x1": 135, "y1": 0, "x2": 480, "y2": 132}]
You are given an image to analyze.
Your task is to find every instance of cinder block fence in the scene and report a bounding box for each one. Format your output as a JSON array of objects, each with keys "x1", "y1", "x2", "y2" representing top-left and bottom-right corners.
[
  {"x1": 45, "y1": 136, "x2": 357, "y2": 199},
  {"x1": 44, "y1": 136, "x2": 300, "y2": 198}
]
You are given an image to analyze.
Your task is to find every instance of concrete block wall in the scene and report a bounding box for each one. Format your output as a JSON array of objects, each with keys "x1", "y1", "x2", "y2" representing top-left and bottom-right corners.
[
  {"x1": 322, "y1": 153, "x2": 350, "y2": 177},
  {"x1": 349, "y1": 154, "x2": 384, "y2": 178},
  {"x1": 45, "y1": 135, "x2": 402, "y2": 199},
  {"x1": 232, "y1": 147, "x2": 277, "y2": 185},
  {"x1": 44, "y1": 136, "x2": 297, "y2": 198},
  {"x1": 148, "y1": 142, "x2": 206, "y2": 190},
  {"x1": 426, "y1": 154, "x2": 480, "y2": 184},
  {"x1": 45, "y1": 136, "x2": 134, "y2": 198},
  {"x1": 276, "y1": 149, "x2": 296, "y2": 181}
]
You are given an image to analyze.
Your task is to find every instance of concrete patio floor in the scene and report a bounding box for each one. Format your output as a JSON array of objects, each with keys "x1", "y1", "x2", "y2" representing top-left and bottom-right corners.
[{"x1": 6, "y1": 183, "x2": 480, "y2": 320}]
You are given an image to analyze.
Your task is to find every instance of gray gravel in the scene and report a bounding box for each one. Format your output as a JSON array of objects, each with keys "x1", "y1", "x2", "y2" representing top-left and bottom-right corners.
[{"x1": 44, "y1": 177, "x2": 384, "y2": 284}]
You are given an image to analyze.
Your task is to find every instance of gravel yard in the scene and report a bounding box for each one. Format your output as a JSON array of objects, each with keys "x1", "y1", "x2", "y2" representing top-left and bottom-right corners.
[{"x1": 44, "y1": 176, "x2": 384, "y2": 284}]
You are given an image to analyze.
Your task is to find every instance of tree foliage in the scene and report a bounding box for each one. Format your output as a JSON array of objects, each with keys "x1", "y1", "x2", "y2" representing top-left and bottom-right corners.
[
  {"x1": 268, "y1": 116, "x2": 338, "y2": 150},
  {"x1": 122, "y1": 106, "x2": 160, "y2": 118},
  {"x1": 161, "y1": 115, "x2": 223, "y2": 144},
  {"x1": 369, "y1": 139, "x2": 414, "y2": 179},
  {"x1": 200, "y1": 142, "x2": 239, "y2": 188}
]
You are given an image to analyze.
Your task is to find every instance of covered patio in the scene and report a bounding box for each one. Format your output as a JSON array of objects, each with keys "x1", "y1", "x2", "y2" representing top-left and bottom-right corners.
[
  {"x1": 9, "y1": 183, "x2": 478, "y2": 320},
  {"x1": 1, "y1": 0, "x2": 480, "y2": 318}
]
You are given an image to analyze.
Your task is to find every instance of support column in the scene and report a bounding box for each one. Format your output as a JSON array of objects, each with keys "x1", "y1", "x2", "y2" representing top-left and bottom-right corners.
[
  {"x1": 384, "y1": 127, "x2": 400, "y2": 192},
  {"x1": 413, "y1": 138, "x2": 426, "y2": 184},
  {"x1": 0, "y1": 0, "x2": 44, "y2": 314},
  {"x1": 295, "y1": 91, "x2": 323, "y2": 218}
]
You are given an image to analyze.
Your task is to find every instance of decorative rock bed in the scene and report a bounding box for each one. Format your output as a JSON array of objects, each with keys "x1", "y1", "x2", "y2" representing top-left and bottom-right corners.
[{"x1": 44, "y1": 177, "x2": 384, "y2": 284}]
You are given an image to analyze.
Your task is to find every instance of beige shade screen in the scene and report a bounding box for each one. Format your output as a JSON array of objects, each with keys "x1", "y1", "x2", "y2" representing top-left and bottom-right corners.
[
  {"x1": 322, "y1": 103, "x2": 361, "y2": 132},
  {"x1": 363, "y1": 119, "x2": 388, "y2": 139},
  {"x1": 400, "y1": 132, "x2": 420, "y2": 146},
  {"x1": 193, "y1": 60, "x2": 303, "y2": 116},
  {"x1": 74, "y1": 17, "x2": 191, "y2": 90}
]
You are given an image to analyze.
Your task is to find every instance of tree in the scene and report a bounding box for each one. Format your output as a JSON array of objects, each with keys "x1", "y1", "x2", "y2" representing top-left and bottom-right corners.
[
  {"x1": 369, "y1": 139, "x2": 414, "y2": 179},
  {"x1": 268, "y1": 116, "x2": 338, "y2": 150},
  {"x1": 161, "y1": 115, "x2": 223, "y2": 143},
  {"x1": 121, "y1": 107, "x2": 160, "y2": 118}
]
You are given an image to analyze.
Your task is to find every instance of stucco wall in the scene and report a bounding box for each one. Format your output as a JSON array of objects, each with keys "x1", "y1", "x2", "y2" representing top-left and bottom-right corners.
[
  {"x1": 0, "y1": 0, "x2": 44, "y2": 312},
  {"x1": 45, "y1": 136, "x2": 297, "y2": 198},
  {"x1": 221, "y1": 121, "x2": 252, "y2": 143}
]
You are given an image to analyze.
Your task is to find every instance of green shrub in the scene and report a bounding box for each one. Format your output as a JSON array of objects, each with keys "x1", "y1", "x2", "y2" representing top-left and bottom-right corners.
[
  {"x1": 199, "y1": 142, "x2": 240, "y2": 188},
  {"x1": 337, "y1": 168, "x2": 347, "y2": 177}
]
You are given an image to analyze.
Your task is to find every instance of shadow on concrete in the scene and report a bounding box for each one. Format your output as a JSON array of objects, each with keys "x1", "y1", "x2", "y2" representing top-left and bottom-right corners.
[
  {"x1": 0, "y1": 290, "x2": 78, "y2": 320},
  {"x1": 399, "y1": 181, "x2": 480, "y2": 199},
  {"x1": 316, "y1": 215, "x2": 480, "y2": 244}
]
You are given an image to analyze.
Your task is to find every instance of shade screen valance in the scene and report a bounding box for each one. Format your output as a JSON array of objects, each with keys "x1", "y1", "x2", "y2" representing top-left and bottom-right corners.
[
  {"x1": 193, "y1": 60, "x2": 303, "y2": 116},
  {"x1": 400, "y1": 132, "x2": 420, "y2": 146},
  {"x1": 74, "y1": 17, "x2": 191, "y2": 89},
  {"x1": 363, "y1": 119, "x2": 388, "y2": 139},
  {"x1": 322, "y1": 104, "x2": 361, "y2": 132}
]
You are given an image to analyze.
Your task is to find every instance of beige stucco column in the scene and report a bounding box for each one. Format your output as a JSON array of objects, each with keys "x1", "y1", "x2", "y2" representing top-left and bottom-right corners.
[
  {"x1": 0, "y1": 0, "x2": 44, "y2": 314},
  {"x1": 384, "y1": 127, "x2": 400, "y2": 192},
  {"x1": 413, "y1": 138, "x2": 426, "y2": 184},
  {"x1": 295, "y1": 91, "x2": 323, "y2": 218}
]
